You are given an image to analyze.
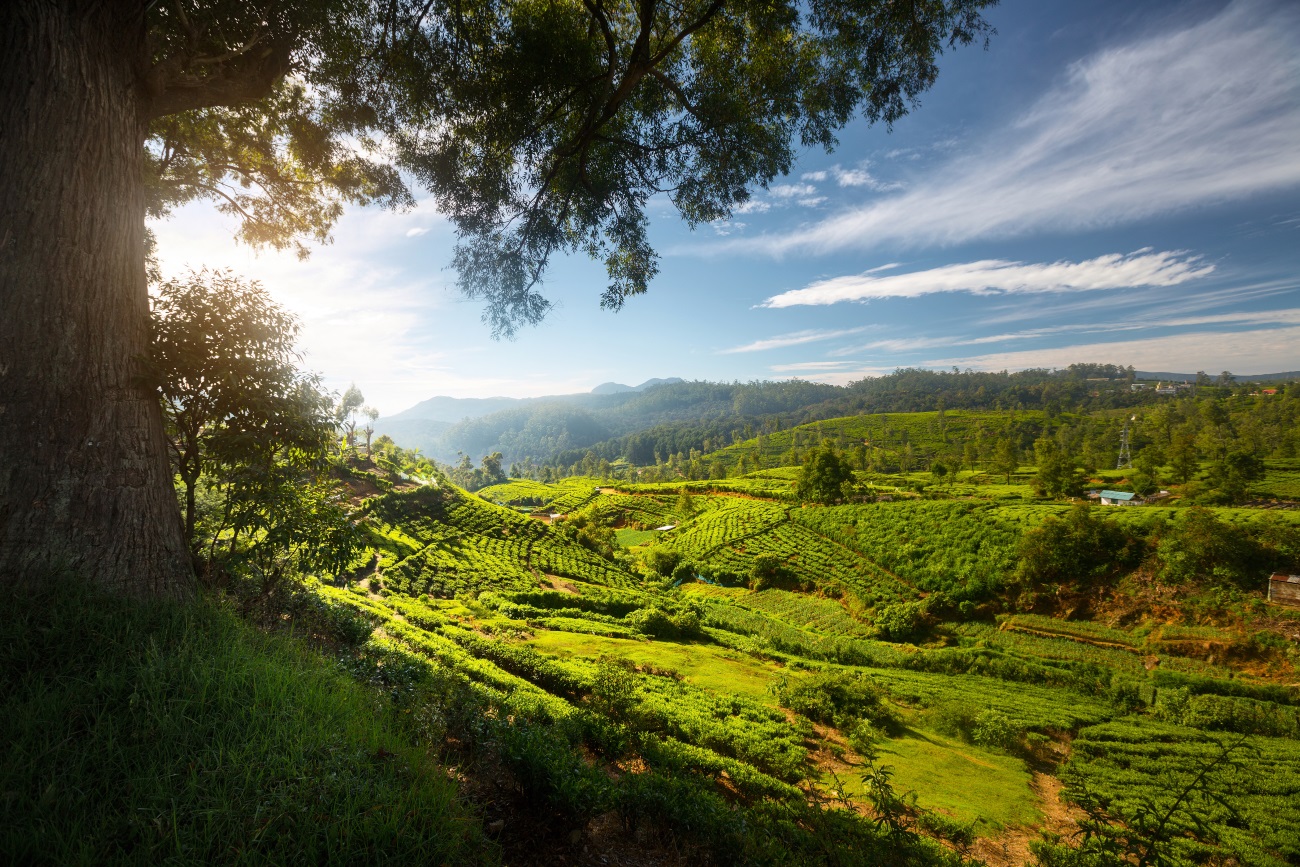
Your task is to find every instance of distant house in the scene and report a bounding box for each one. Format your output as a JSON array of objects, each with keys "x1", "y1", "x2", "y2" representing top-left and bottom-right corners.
[
  {"x1": 1130, "y1": 383, "x2": 1150, "y2": 392},
  {"x1": 1268, "y1": 574, "x2": 1300, "y2": 607},
  {"x1": 1155, "y1": 382, "x2": 1177, "y2": 395},
  {"x1": 655, "y1": 524, "x2": 677, "y2": 532},
  {"x1": 1099, "y1": 490, "x2": 1137, "y2": 505},
  {"x1": 1262, "y1": 388, "x2": 1279, "y2": 396}
]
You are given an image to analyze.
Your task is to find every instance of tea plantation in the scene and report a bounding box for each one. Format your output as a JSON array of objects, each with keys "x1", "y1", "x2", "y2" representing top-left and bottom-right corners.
[{"x1": 308, "y1": 467, "x2": 1300, "y2": 866}]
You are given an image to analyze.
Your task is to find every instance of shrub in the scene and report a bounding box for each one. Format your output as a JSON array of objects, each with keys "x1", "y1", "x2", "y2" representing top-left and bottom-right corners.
[
  {"x1": 774, "y1": 670, "x2": 899, "y2": 730},
  {"x1": 970, "y1": 709, "x2": 1019, "y2": 750},
  {"x1": 847, "y1": 720, "x2": 882, "y2": 762},
  {"x1": 1156, "y1": 507, "x2": 1263, "y2": 587},
  {"x1": 643, "y1": 546, "x2": 682, "y2": 577},
  {"x1": 875, "y1": 600, "x2": 929, "y2": 642},
  {"x1": 1016, "y1": 505, "x2": 1136, "y2": 593}
]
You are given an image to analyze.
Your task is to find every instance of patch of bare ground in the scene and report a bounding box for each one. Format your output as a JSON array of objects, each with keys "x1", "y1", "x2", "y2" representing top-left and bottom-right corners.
[
  {"x1": 546, "y1": 574, "x2": 579, "y2": 594},
  {"x1": 806, "y1": 722, "x2": 871, "y2": 814},
  {"x1": 974, "y1": 771, "x2": 1084, "y2": 867}
]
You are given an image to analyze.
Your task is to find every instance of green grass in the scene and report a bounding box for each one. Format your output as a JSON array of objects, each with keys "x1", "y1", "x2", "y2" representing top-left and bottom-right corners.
[
  {"x1": 883, "y1": 730, "x2": 1039, "y2": 831},
  {"x1": 828, "y1": 729, "x2": 1039, "y2": 834},
  {"x1": 615, "y1": 527, "x2": 659, "y2": 547},
  {"x1": 526, "y1": 629, "x2": 786, "y2": 702},
  {"x1": 0, "y1": 580, "x2": 485, "y2": 866}
]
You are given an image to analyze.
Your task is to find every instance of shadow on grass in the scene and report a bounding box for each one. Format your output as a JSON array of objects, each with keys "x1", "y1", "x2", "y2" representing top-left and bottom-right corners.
[{"x1": 0, "y1": 576, "x2": 489, "y2": 865}]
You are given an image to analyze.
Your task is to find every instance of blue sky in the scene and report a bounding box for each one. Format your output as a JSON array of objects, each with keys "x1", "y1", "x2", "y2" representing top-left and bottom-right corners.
[{"x1": 153, "y1": 0, "x2": 1300, "y2": 416}]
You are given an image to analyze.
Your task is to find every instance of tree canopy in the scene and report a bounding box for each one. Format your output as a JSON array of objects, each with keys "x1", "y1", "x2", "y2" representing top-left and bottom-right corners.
[
  {"x1": 143, "y1": 0, "x2": 996, "y2": 334},
  {"x1": 150, "y1": 270, "x2": 356, "y2": 577},
  {"x1": 796, "y1": 441, "x2": 854, "y2": 503}
]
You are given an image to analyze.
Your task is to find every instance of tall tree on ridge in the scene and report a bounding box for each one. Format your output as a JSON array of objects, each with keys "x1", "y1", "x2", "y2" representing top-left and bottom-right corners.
[{"x1": 0, "y1": 0, "x2": 994, "y2": 596}]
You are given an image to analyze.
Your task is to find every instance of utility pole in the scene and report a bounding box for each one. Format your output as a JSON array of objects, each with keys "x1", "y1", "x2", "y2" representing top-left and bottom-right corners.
[{"x1": 1117, "y1": 415, "x2": 1134, "y2": 469}]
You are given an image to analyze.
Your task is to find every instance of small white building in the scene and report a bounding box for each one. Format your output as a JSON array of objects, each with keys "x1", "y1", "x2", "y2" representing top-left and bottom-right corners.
[{"x1": 1099, "y1": 490, "x2": 1137, "y2": 506}]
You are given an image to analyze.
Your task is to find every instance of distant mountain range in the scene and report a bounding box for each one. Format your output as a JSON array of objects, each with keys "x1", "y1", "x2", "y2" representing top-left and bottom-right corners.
[
  {"x1": 374, "y1": 377, "x2": 694, "y2": 460},
  {"x1": 590, "y1": 377, "x2": 684, "y2": 395},
  {"x1": 385, "y1": 378, "x2": 685, "y2": 424}
]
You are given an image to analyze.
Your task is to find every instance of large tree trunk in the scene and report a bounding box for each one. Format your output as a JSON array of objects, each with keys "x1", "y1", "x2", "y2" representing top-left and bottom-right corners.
[{"x1": 0, "y1": 0, "x2": 193, "y2": 597}]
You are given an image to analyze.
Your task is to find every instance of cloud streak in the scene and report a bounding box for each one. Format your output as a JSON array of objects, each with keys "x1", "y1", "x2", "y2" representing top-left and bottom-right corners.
[
  {"x1": 829, "y1": 307, "x2": 1300, "y2": 358},
  {"x1": 719, "y1": 326, "x2": 871, "y2": 354},
  {"x1": 717, "y1": 0, "x2": 1300, "y2": 256},
  {"x1": 924, "y1": 325, "x2": 1300, "y2": 375},
  {"x1": 763, "y1": 249, "x2": 1214, "y2": 307}
]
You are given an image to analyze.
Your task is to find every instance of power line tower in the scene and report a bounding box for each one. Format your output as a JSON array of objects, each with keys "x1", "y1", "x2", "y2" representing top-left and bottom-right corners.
[{"x1": 1117, "y1": 415, "x2": 1134, "y2": 469}]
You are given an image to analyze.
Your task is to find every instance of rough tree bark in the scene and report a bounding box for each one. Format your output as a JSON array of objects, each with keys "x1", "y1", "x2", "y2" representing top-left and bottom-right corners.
[{"x1": 0, "y1": 0, "x2": 192, "y2": 597}]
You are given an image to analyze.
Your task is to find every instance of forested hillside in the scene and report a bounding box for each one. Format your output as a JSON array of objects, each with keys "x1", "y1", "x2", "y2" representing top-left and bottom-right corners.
[{"x1": 381, "y1": 365, "x2": 1294, "y2": 472}]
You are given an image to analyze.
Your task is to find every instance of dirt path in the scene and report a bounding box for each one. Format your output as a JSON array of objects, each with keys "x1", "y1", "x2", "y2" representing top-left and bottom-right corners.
[
  {"x1": 1001, "y1": 622, "x2": 1144, "y2": 655},
  {"x1": 973, "y1": 771, "x2": 1083, "y2": 867}
]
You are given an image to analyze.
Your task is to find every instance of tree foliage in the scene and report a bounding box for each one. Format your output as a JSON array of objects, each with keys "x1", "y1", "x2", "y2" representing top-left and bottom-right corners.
[
  {"x1": 149, "y1": 269, "x2": 359, "y2": 577},
  {"x1": 140, "y1": 0, "x2": 996, "y2": 334},
  {"x1": 152, "y1": 270, "x2": 310, "y2": 543},
  {"x1": 1033, "y1": 436, "x2": 1083, "y2": 499},
  {"x1": 796, "y1": 442, "x2": 855, "y2": 504},
  {"x1": 1016, "y1": 506, "x2": 1136, "y2": 595}
]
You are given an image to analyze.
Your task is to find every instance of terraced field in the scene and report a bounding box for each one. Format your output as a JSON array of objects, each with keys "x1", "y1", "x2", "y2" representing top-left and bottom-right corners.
[{"x1": 321, "y1": 474, "x2": 1300, "y2": 864}]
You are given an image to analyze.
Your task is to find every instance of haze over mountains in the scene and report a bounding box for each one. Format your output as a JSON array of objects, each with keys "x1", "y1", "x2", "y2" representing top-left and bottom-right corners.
[
  {"x1": 385, "y1": 378, "x2": 686, "y2": 425},
  {"x1": 374, "y1": 377, "x2": 691, "y2": 461}
]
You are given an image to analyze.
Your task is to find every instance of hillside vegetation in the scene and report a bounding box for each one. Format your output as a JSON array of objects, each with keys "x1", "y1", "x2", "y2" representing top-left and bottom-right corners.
[
  {"x1": 19, "y1": 358, "x2": 1300, "y2": 865},
  {"x1": 276, "y1": 437, "x2": 1300, "y2": 865}
]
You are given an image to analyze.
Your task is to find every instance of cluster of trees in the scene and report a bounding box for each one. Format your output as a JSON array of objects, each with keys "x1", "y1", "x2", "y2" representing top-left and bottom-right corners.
[
  {"x1": 538, "y1": 368, "x2": 1194, "y2": 475},
  {"x1": 1015, "y1": 505, "x2": 1300, "y2": 600},
  {"x1": 151, "y1": 270, "x2": 366, "y2": 583},
  {"x1": 796, "y1": 442, "x2": 857, "y2": 504},
  {"x1": 404, "y1": 365, "x2": 1242, "y2": 477},
  {"x1": 441, "y1": 452, "x2": 507, "y2": 492}
]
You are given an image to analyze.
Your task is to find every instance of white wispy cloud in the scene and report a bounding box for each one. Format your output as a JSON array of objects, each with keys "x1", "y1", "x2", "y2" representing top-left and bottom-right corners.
[
  {"x1": 769, "y1": 361, "x2": 859, "y2": 372},
  {"x1": 924, "y1": 325, "x2": 1300, "y2": 374},
  {"x1": 715, "y1": 0, "x2": 1300, "y2": 256},
  {"x1": 801, "y1": 164, "x2": 903, "y2": 191},
  {"x1": 405, "y1": 227, "x2": 429, "y2": 237},
  {"x1": 733, "y1": 199, "x2": 771, "y2": 215},
  {"x1": 710, "y1": 220, "x2": 747, "y2": 236},
  {"x1": 830, "y1": 308, "x2": 1300, "y2": 358},
  {"x1": 719, "y1": 326, "x2": 871, "y2": 354},
  {"x1": 832, "y1": 165, "x2": 903, "y2": 191},
  {"x1": 769, "y1": 183, "x2": 818, "y2": 198},
  {"x1": 763, "y1": 249, "x2": 1214, "y2": 308}
]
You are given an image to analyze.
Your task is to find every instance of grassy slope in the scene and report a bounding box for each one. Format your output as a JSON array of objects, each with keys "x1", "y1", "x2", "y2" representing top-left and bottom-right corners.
[{"x1": 0, "y1": 582, "x2": 485, "y2": 866}]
